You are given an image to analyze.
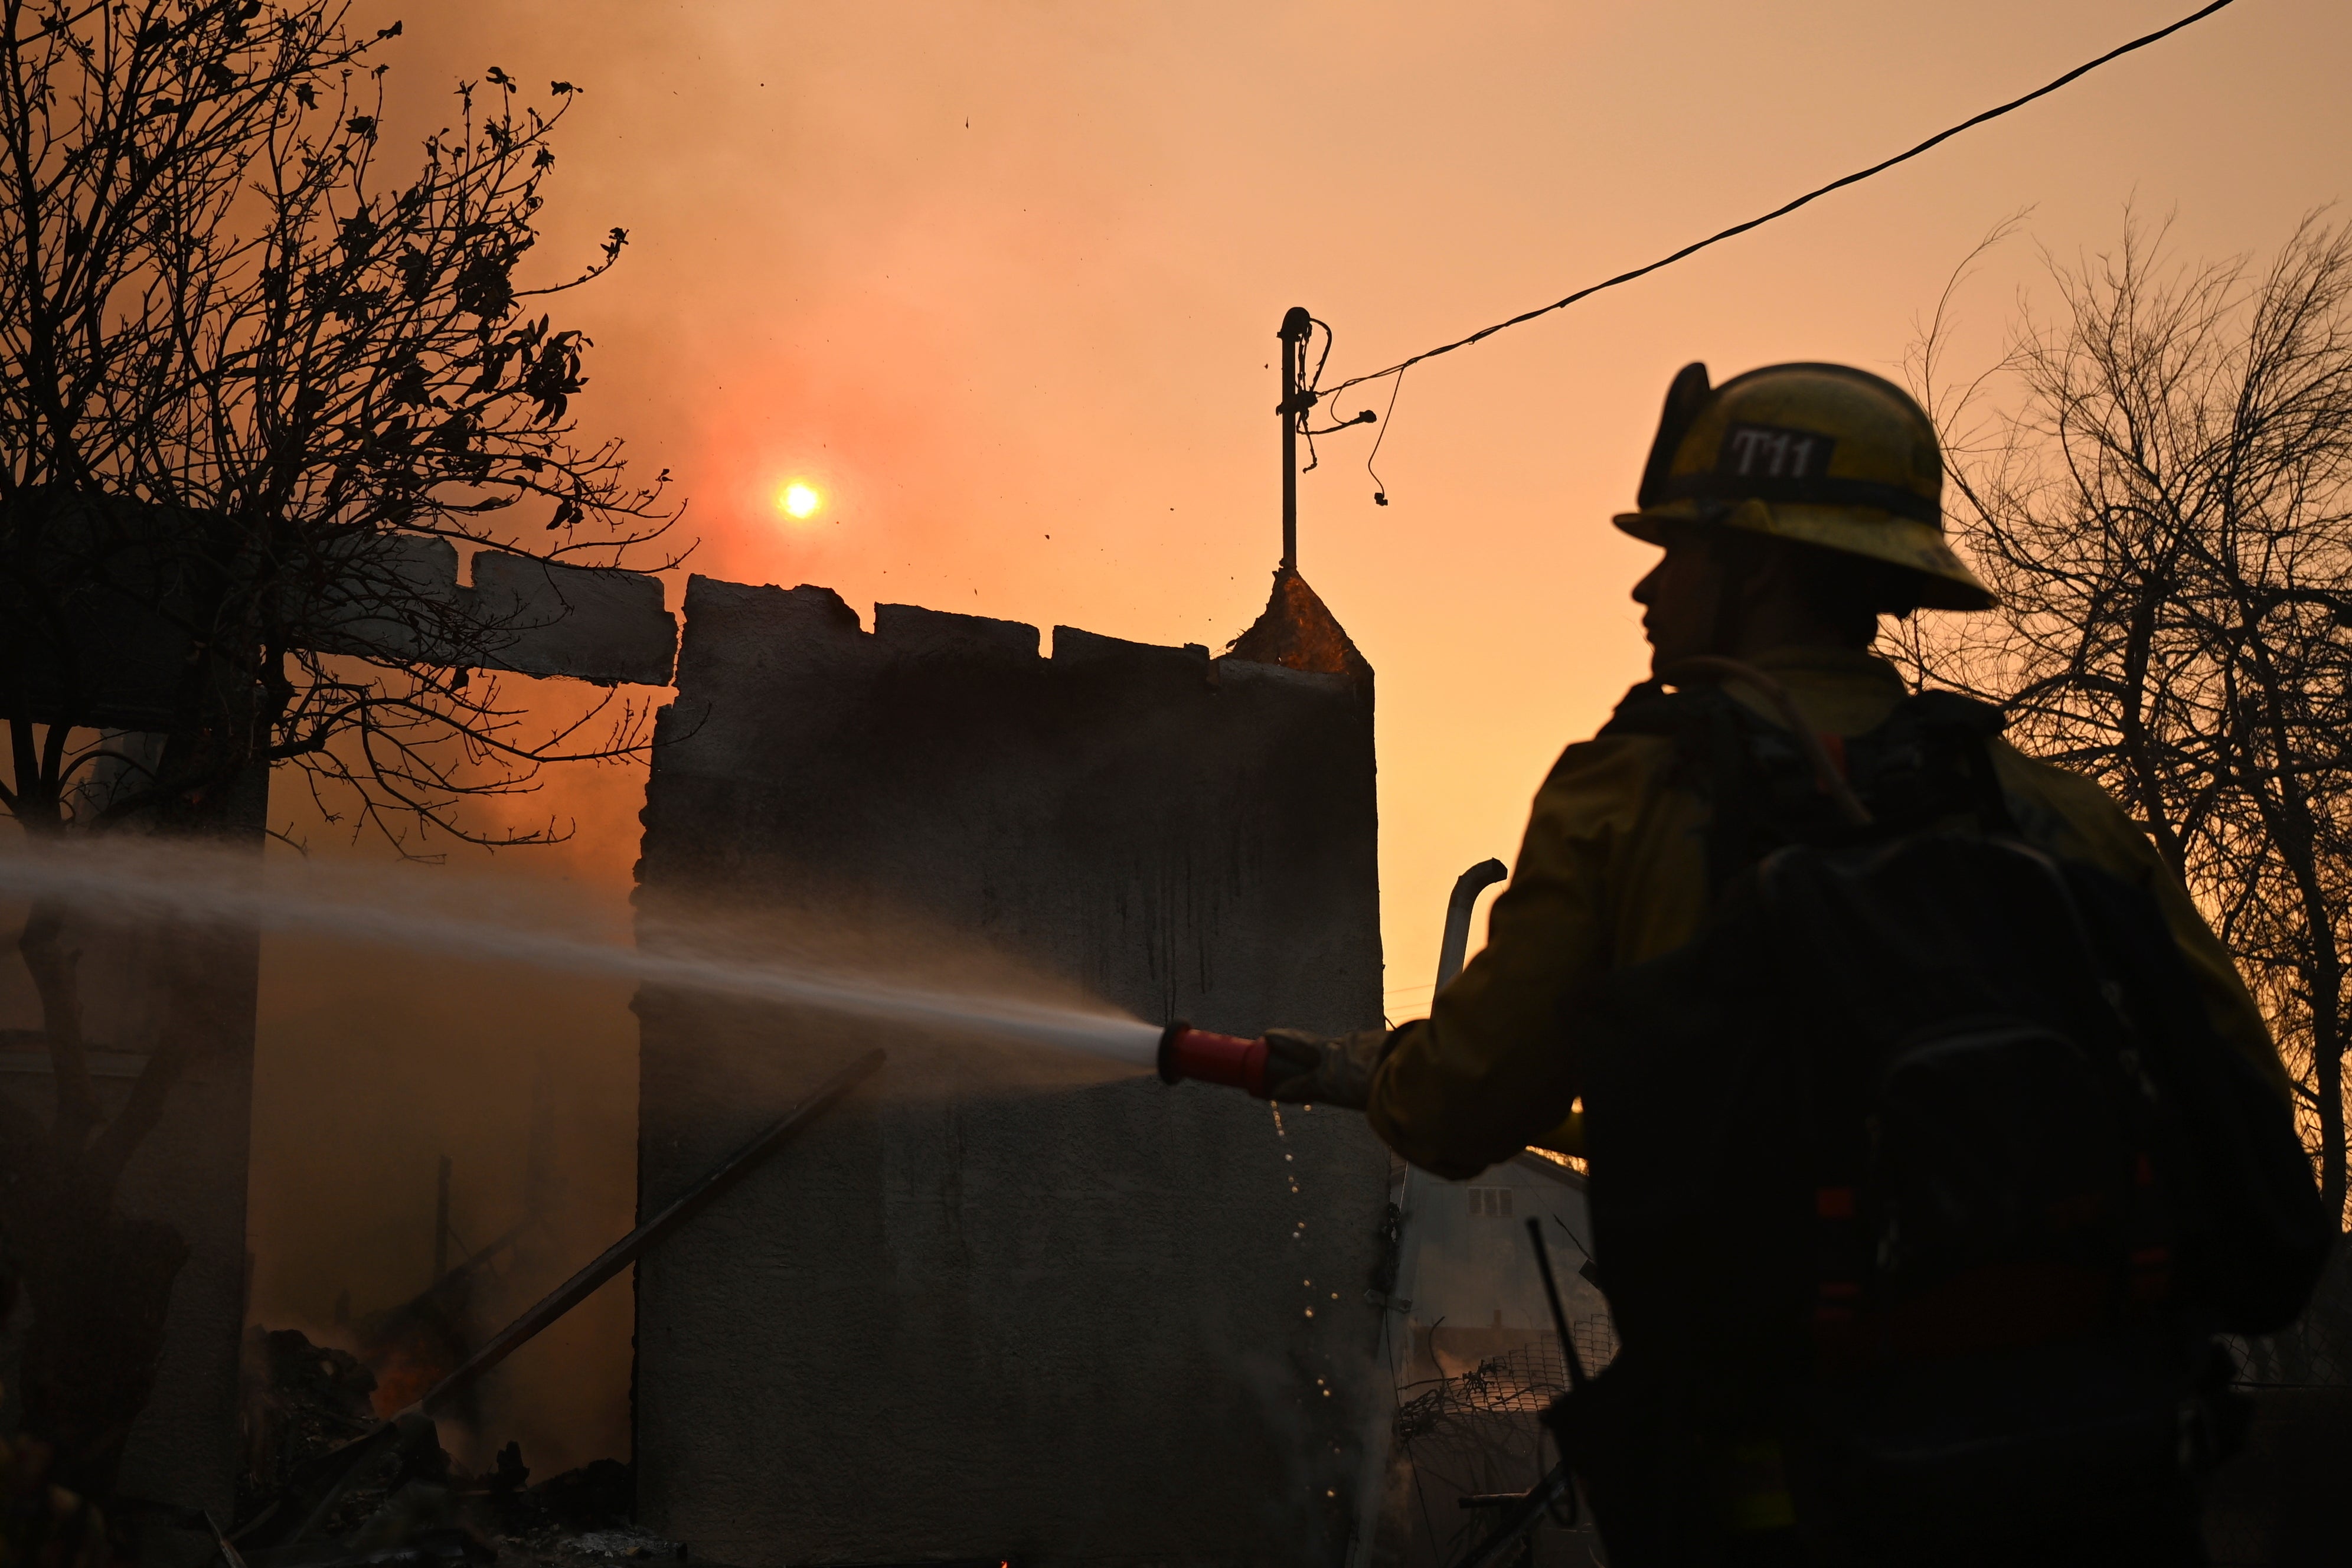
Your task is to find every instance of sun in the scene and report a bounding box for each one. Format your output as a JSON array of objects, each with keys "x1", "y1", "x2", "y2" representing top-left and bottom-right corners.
[{"x1": 779, "y1": 482, "x2": 821, "y2": 520}]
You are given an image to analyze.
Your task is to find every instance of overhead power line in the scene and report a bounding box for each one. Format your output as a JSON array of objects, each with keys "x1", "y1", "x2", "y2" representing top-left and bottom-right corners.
[{"x1": 1316, "y1": 0, "x2": 2242, "y2": 404}]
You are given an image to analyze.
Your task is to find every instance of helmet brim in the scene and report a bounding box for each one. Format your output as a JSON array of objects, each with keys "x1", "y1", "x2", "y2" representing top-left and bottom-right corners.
[{"x1": 1613, "y1": 499, "x2": 1995, "y2": 612}]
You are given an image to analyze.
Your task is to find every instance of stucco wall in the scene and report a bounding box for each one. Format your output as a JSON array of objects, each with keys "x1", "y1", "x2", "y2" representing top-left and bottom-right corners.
[{"x1": 633, "y1": 576, "x2": 1391, "y2": 1565}]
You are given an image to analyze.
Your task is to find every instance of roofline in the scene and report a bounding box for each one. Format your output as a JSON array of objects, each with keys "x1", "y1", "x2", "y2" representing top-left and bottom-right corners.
[{"x1": 1509, "y1": 1151, "x2": 1587, "y2": 1191}]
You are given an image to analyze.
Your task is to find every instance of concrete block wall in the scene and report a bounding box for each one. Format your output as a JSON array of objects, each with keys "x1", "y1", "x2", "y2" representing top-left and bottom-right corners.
[
  {"x1": 17, "y1": 512, "x2": 677, "y2": 729},
  {"x1": 306, "y1": 536, "x2": 676, "y2": 685},
  {"x1": 632, "y1": 576, "x2": 1391, "y2": 1565}
]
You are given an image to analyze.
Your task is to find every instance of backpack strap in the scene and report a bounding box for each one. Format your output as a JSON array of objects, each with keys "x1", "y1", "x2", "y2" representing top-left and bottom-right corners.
[
  {"x1": 1844, "y1": 690, "x2": 2017, "y2": 838},
  {"x1": 1599, "y1": 678, "x2": 2018, "y2": 894},
  {"x1": 1600, "y1": 680, "x2": 1762, "y2": 891}
]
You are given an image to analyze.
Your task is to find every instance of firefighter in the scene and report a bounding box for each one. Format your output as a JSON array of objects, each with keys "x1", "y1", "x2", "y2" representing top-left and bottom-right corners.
[
  {"x1": 1257, "y1": 360, "x2": 2284, "y2": 1165},
  {"x1": 1233, "y1": 361, "x2": 2307, "y2": 1564}
]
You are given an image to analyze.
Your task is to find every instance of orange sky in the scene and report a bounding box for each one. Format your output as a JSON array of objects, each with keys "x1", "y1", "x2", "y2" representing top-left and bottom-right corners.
[
  {"x1": 351, "y1": 0, "x2": 2352, "y2": 1005},
  {"x1": 249, "y1": 0, "x2": 2352, "y2": 1465}
]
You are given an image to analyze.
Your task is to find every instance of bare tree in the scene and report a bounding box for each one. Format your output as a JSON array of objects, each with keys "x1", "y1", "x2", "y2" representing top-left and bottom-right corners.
[
  {"x1": 1900, "y1": 211, "x2": 2352, "y2": 1226},
  {"x1": 0, "y1": 0, "x2": 677, "y2": 1497}
]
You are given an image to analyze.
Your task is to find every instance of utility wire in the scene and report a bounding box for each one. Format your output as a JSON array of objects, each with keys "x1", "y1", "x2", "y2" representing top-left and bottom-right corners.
[
  {"x1": 1317, "y1": 0, "x2": 2242, "y2": 403},
  {"x1": 1366, "y1": 367, "x2": 1406, "y2": 505}
]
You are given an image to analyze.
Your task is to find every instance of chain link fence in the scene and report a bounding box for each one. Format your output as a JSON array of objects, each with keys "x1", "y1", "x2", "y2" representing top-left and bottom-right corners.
[{"x1": 1384, "y1": 1328, "x2": 1615, "y2": 1567}]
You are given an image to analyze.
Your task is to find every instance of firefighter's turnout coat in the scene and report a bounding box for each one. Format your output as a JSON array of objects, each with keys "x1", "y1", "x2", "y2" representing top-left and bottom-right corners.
[{"x1": 1366, "y1": 645, "x2": 2288, "y2": 1180}]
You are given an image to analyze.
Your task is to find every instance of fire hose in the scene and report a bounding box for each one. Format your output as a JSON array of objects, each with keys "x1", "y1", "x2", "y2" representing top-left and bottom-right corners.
[{"x1": 1154, "y1": 1021, "x2": 1271, "y2": 1095}]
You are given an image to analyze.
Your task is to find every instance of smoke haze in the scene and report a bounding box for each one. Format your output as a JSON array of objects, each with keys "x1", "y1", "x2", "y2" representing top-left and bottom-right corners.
[{"x1": 53, "y1": 0, "x2": 2330, "y2": 1481}]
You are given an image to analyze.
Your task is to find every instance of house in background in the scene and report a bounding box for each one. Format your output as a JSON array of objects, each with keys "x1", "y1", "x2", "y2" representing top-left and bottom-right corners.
[
  {"x1": 1398, "y1": 1152, "x2": 1613, "y2": 1383},
  {"x1": 1356, "y1": 1153, "x2": 1614, "y2": 1567}
]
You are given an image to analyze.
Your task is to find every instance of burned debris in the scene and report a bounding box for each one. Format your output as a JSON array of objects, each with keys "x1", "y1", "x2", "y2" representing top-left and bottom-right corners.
[
  {"x1": 239, "y1": 1331, "x2": 381, "y2": 1527},
  {"x1": 231, "y1": 1371, "x2": 643, "y2": 1568},
  {"x1": 215, "y1": 1054, "x2": 881, "y2": 1568}
]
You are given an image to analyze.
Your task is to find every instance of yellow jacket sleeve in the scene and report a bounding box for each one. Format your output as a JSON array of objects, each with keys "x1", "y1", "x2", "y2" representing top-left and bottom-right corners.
[
  {"x1": 1367, "y1": 732, "x2": 1704, "y2": 1178},
  {"x1": 1990, "y1": 743, "x2": 2291, "y2": 1100}
]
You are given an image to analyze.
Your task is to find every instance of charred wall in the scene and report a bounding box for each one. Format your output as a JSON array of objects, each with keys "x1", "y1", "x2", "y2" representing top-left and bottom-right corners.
[
  {"x1": 632, "y1": 576, "x2": 1390, "y2": 1564},
  {"x1": 0, "y1": 766, "x2": 263, "y2": 1556},
  {"x1": 0, "y1": 550, "x2": 675, "y2": 1553}
]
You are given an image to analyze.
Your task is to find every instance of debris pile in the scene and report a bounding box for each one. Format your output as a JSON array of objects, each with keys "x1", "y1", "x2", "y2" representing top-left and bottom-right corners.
[
  {"x1": 482, "y1": 1449, "x2": 675, "y2": 1568},
  {"x1": 240, "y1": 1330, "x2": 381, "y2": 1523},
  {"x1": 234, "y1": 1341, "x2": 654, "y2": 1568},
  {"x1": 233, "y1": 1338, "x2": 472, "y2": 1560},
  {"x1": 482, "y1": 1448, "x2": 633, "y2": 1538},
  {"x1": 223, "y1": 1060, "x2": 881, "y2": 1568}
]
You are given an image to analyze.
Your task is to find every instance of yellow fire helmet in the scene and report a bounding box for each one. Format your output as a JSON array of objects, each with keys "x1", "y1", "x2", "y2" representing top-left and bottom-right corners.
[{"x1": 1612, "y1": 361, "x2": 1994, "y2": 612}]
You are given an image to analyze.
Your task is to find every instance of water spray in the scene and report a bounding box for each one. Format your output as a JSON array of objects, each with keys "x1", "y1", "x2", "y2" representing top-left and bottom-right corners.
[
  {"x1": 0, "y1": 841, "x2": 1345, "y2": 1085},
  {"x1": 0, "y1": 842, "x2": 1165, "y2": 1068}
]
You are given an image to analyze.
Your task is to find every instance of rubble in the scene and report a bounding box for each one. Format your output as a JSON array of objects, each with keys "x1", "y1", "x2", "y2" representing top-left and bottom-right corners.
[
  {"x1": 239, "y1": 1329, "x2": 381, "y2": 1523},
  {"x1": 221, "y1": 1064, "x2": 887, "y2": 1568},
  {"x1": 246, "y1": 1524, "x2": 492, "y2": 1568},
  {"x1": 484, "y1": 1456, "x2": 633, "y2": 1537},
  {"x1": 235, "y1": 1337, "x2": 662, "y2": 1568},
  {"x1": 558, "y1": 1530, "x2": 682, "y2": 1562},
  {"x1": 234, "y1": 1385, "x2": 643, "y2": 1568},
  {"x1": 478, "y1": 1456, "x2": 668, "y2": 1568},
  {"x1": 236, "y1": 1410, "x2": 453, "y2": 1551}
]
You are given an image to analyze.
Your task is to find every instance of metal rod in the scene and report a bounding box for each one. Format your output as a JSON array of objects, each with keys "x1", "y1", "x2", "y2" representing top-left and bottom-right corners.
[
  {"x1": 1345, "y1": 858, "x2": 1510, "y2": 1568},
  {"x1": 416, "y1": 1047, "x2": 886, "y2": 1417},
  {"x1": 1278, "y1": 306, "x2": 1311, "y2": 571},
  {"x1": 204, "y1": 1510, "x2": 249, "y2": 1568},
  {"x1": 1436, "y1": 859, "x2": 1507, "y2": 993},
  {"x1": 1456, "y1": 1464, "x2": 1572, "y2": 1568},
  {"x1": 1451, "y1": 1223, "x2": 1593, "y2": 1565},
  {"x1": 1525, "y1": 1215, "x2": 1587, "y2": 1393},
  {"x1": 432, "y1": 1154, "x2": 452, "y2": 1283}
]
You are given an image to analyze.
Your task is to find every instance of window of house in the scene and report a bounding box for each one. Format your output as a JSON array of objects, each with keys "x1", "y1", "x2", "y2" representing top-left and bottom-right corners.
[{"x1": 1467, "y1": 1185, "x2": 1514, "y2": 1218}]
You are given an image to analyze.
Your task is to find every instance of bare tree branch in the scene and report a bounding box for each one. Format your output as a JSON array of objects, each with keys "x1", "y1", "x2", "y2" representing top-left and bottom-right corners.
[
  {"x1": 1903, "y1": 208, "x2": 2352, "y2": 1221},
  {"x1": 0, "y1": 2, "x2": 680, "y2": 1495}
]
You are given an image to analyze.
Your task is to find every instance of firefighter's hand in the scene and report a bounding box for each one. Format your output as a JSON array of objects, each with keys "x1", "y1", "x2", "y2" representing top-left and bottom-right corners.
[{"x1": 1260, "y1": 1027, "x2": 1394, "y2": 1109}]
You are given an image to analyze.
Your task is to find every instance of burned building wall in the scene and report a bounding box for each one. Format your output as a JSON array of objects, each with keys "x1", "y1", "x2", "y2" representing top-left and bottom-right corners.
[
  {"x1": 0, "y1": 550, "x2": 675, "y2": 1549},
  {"x1": 633, "y1": 575, "x2": 1390, "y2": 1564},
  {"x1": 0, "y1": 765, "x2": 264, "y2": 1551}
]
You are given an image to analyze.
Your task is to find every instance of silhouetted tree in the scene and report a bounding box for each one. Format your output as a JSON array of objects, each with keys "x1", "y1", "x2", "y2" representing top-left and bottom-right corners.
[
  {"x1": 0, "y1": 0, "x2": 675, "y2": 1499},
  {"x1": 1901, "y1": 212, "x2": 2352, "y2": 1227}
]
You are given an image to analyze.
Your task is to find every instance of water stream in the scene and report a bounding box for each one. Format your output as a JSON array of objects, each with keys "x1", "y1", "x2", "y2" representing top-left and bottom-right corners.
[{"x1": 0, "y1": 841, "x2": 1165, "y2": 1068}]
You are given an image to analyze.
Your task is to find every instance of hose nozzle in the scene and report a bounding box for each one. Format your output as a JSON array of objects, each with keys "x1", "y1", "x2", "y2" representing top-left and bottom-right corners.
[{"x1": 1157, "y1": 1021, "x2": 1271, "y2": 1097}]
